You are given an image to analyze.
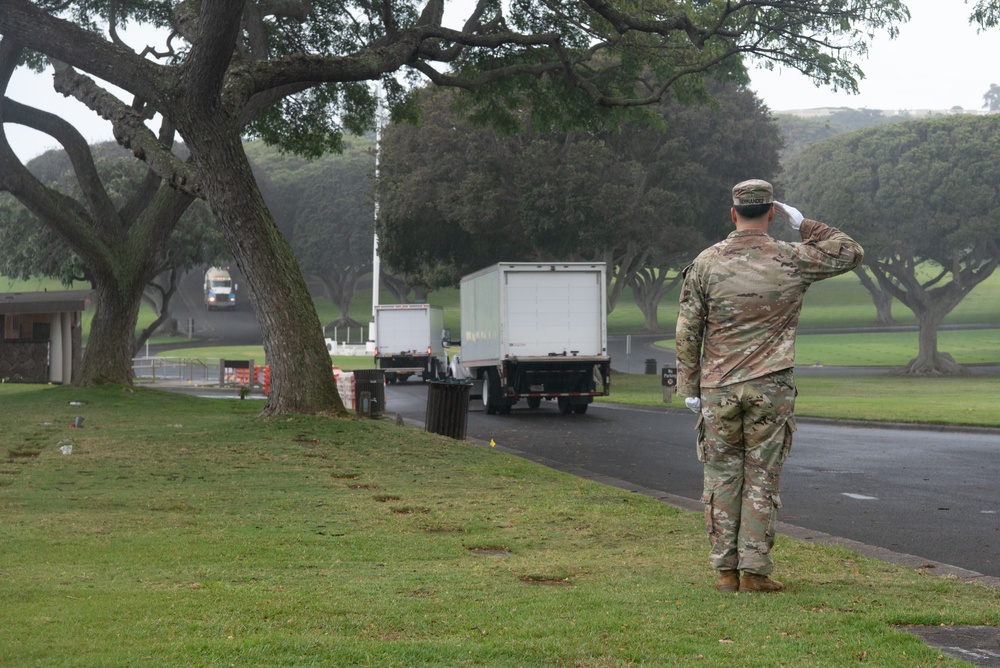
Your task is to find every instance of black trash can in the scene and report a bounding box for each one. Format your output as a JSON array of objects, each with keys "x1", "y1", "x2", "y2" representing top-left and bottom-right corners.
[
  {"x1": 644, "y1": 358, "x2": 657, "y2": 375},
  {"x1": 424, "y1": 379, "x2": 472, "y2": 439},
  {"x1": 352, "y1": 369, "x2": 386, "y2": 418}
]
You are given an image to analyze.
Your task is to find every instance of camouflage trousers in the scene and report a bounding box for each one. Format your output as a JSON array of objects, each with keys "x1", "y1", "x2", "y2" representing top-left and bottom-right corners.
[{"x1": 696, "y1": 370, "x2": 797, "y2": 575}]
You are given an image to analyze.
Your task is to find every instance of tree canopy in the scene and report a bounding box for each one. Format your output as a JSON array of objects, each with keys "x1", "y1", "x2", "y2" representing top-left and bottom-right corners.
[
  {"x1": 1, "y1": 0, "x2": 911, "y2": 414},
  {"x1": 783, "y1": 115, "x2": 1000, "y2": 374},
  {"x1": 375, "y1": 87, "x2": 653, "y2": 295},
  {"x1": 377, "y1": 80, "x2": 780, "y2": 330}
]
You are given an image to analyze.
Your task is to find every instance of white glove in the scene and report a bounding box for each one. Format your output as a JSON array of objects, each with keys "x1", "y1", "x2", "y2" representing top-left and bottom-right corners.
[
  {"x1": 685, "y1": 397, "x2": 701, "y2": 413},
  {"x1": 774, "y1": 201, "x2": 804, "y2": 230}
]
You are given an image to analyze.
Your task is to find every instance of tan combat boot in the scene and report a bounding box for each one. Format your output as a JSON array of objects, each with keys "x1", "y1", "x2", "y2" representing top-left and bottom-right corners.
[
  {"x1": 739, "y1": 573, "x2": 784, "y2": 593},
  {"x1": 715, "y1": 570, "x2": 740, "y2": 593}
]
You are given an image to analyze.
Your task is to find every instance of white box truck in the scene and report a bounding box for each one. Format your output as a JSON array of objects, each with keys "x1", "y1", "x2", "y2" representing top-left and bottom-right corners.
[
  {"x1": 373, "y1": 304, "x2": 448, "y2": 383},
  {"x1": 453, "y1": 262, "x2": 611, "y2": 415}
]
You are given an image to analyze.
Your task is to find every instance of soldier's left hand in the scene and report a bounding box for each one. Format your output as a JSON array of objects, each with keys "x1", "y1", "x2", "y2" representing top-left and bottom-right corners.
[{"x1": 685, "y1": 397, "x2": 701, "y2": 413}]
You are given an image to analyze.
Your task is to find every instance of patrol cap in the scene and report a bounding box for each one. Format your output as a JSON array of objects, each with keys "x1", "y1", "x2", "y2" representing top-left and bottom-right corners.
[{"x1": 732, "y1": 179, "x2": 773, "y2": 206}]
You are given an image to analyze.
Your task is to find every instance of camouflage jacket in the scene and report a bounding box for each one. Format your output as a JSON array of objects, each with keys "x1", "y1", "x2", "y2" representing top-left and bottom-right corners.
[{"x1": 675, "y1": 219, "x2": 864, "y2": 397}]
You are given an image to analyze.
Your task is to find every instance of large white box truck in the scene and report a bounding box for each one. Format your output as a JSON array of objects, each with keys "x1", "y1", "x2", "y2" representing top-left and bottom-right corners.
[
  {"x1": 453, "y1": 262, "x2": 611, "y2": 415},
  {"x1": 373, "y1": 304, "x2": 448, "y2": 383}
]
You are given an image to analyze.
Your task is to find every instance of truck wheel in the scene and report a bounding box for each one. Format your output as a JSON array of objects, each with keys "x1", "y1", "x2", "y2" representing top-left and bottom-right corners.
[
  {"x1": 387, "y1": 373, "x2": 398, "y2": 385},
  {"x1": 572, "y1": 403, "x2": 589, "y2": 415},
  {"x1": 483, "y1": 369, "x2": 500, "y2": 415},
  {"x1": 557, "y1": 397, "x2": 573, "y2": 415},
  {"x1": 527, "y1": 397, "x2": 541, "y2": 410}
]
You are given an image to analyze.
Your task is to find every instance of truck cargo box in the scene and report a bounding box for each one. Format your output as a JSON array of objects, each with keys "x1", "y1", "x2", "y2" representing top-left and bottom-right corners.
[{"x1": 458, "y1": 263, "x2": 610, "y2": 415}]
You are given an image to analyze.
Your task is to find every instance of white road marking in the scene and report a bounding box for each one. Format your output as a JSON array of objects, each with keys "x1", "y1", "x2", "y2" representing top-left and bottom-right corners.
[{"x1": 841, "y1": 493, "x2": 879, "y2": 500}]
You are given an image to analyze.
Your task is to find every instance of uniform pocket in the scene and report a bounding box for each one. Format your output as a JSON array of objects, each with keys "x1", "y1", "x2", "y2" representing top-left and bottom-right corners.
[
  {"x1": 701, "y1": 490, "x2": 714, "y2": 536},
  {"x1": 778, "y1": 417, "x2": 796, "y2": 466}
]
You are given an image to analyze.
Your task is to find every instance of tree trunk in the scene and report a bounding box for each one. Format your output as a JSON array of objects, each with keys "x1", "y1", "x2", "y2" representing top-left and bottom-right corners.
[
  {"x1": 135, "y1": 267, "x2": 179, "y2": 355},
  {"x1": 900, "y1": 310, "x2": 967, "y2": 375},
  {"x1": 188, "y1": 129, "x2": 345, "y2": 416},
  {"x1": 77, "y1": 274, "x2": 146, "y2": 385},
  {"x1": 853, "y1": 267, "x2": 895, "y2": 325},
  {"x1": 629, "y1": 266, "x2": 681, "y2": 333},
  {"x1": 412, "y1": 285, "x2": 430, "y2": 302},
  {"x1": 631, "y1": 279, "x2": 661, "y2": 331},
  {"x1": 380, "y1": 272, "x2": 411, "y2": 303},
  {"x1": 320, "y1": 270, "x2": 363, "y2": 328}
]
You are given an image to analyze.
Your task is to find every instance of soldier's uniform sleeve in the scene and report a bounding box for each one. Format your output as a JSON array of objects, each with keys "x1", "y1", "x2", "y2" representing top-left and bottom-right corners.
[
  {"x1": 796, "y1": 219, "x2": 865, "y2": 282},
  {"x1": 675, "y1": 262, "x2": 705, "y2": 398}
]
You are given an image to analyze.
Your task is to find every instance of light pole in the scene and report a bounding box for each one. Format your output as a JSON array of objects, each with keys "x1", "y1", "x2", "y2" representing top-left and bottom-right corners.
[{"x1": 368, "y1": 84, "x2": 387, "y2": 350}]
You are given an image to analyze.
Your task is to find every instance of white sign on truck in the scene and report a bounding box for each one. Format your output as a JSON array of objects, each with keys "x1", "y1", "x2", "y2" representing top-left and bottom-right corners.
[
  {"x1": 373, "y1": 304, "x2": 447, "y2": 383},
  {"x1": 456, "y1": 262, "x2": 610, "y2": 415}
]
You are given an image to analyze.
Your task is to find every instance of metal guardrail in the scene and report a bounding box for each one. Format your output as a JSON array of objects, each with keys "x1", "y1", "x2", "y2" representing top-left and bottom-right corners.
[{"x1": 131, "y1": 356, "x2": 217, "y2": 384}]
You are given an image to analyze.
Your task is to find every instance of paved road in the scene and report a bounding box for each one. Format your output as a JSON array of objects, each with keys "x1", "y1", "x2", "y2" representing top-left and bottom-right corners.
[{"x1": 381, "y1": 380, "x2": 1000, "y2": 580}]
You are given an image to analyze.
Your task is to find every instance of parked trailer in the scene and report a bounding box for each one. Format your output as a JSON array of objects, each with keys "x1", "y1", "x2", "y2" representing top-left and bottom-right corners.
[
  {"x1": 373, "y1": 304, "x2": 448, "y2": 383},
  {"x1": 455, "y1": 262, "x2": 610, "y2": 415}
]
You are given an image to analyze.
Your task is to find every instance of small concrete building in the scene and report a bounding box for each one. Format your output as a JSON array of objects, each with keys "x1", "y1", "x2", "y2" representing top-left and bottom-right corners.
[{"x1": 0, "y1": 290, "x2": 91, "y2": 384}]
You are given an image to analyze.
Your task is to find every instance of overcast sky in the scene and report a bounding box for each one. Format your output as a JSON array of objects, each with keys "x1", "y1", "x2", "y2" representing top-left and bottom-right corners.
[
  {"x1": 749, "y1": 0, "x2": 1000, "y2": 113},
  {"x1": 5, "y1": 0, "x2": 999, "y2": 161}
]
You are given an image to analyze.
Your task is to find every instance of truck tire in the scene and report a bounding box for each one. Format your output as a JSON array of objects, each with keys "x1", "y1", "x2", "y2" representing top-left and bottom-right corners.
[
  {"x1": 527, "y1": 396, "x2": 542, "y2": 410},
  {"x1": 557, "y1": 397, "x2": 573, "y2": 415},
  {"x1": 572, "y1": 403, "x2": 589, "y2": 415},
  {"x1": 483, "y1": 369, "x2": 500, "y2": 415}
]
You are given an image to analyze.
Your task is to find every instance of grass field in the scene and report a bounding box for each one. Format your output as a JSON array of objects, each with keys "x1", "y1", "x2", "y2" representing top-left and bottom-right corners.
[
  {"x1": 601, "y1": 372, "x2": 1000, "y2": 428},
  {"x1": 653, "y1": 328, "x2": 1000, "y2": 367},
  {"x1": 1, "y1": 384, "x2": 996, "y2": 667}
]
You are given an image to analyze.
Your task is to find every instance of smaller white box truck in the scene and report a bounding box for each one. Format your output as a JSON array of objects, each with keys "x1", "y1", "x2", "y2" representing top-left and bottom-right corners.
[
  {"x1": 453, "y1": 262, "x2": 611, "y2": 415},
  {"x1": 373, "y1": 304, "x2": 448, "y2": 383}
]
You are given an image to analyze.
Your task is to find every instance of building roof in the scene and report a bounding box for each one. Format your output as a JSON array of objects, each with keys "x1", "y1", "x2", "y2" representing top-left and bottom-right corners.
[{"x1": 0, "y1": 290, "x2": 93, "y2": 315}]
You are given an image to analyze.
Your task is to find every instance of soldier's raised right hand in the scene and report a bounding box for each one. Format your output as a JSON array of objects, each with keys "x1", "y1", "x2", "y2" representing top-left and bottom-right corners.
[{"x1": 774, "y1": 201, "x2": 804, "y2": 230}]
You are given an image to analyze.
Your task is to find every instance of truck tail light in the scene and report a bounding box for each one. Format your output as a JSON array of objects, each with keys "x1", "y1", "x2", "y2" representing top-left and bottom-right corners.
[
  {"x1": 374, "y1": 347, "x2": 379, "y2": 356},
  {"x1": 426, "y1": 346, "x2": 432, "y2": 354}
]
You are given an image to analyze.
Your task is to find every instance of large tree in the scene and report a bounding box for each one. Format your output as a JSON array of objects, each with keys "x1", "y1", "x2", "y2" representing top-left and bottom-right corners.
[
  {"x1": 0, "y1": 49, "x2": 196, "y2": 384},
  {"x1": 0, "y1": 0, "x2": 910, "y2": 414},
  {"x1": 247, "y1": 138, "x2": 375, "y2": 328},
  {"x1": 783, "y1": 115, "x2": 1000, "y2": 374},
  {"x1": 0, "y1": 140, "x2": 226, "y2": 352}
]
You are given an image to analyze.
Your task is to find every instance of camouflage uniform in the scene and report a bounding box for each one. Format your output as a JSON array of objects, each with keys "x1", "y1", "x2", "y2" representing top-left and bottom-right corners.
[{"x1": 675, "y1": 186, "x2": 863, "y2": 576}]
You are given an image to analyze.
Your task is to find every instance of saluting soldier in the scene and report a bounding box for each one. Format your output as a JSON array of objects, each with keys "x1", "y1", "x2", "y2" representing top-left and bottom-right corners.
[{"x1": 675, "y1": 179, "x2": 864, "y2": 593}]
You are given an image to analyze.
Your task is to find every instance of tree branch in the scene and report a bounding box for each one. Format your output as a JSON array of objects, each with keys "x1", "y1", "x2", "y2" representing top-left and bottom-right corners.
[{"x1": 51, "y1": 63, "x2": 203, "y2": 198}]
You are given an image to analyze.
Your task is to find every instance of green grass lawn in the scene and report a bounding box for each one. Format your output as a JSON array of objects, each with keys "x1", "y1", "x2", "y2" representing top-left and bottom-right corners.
[
  {"x1": 654, "y1": 328, "x2": 1000, "y2": 367},
  {"x1": 602, "y1": 372, "x2": 1000, "y2": 428},
  {"x1": 1, "y1": 384, "x2": 996, "y2": 667}
]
